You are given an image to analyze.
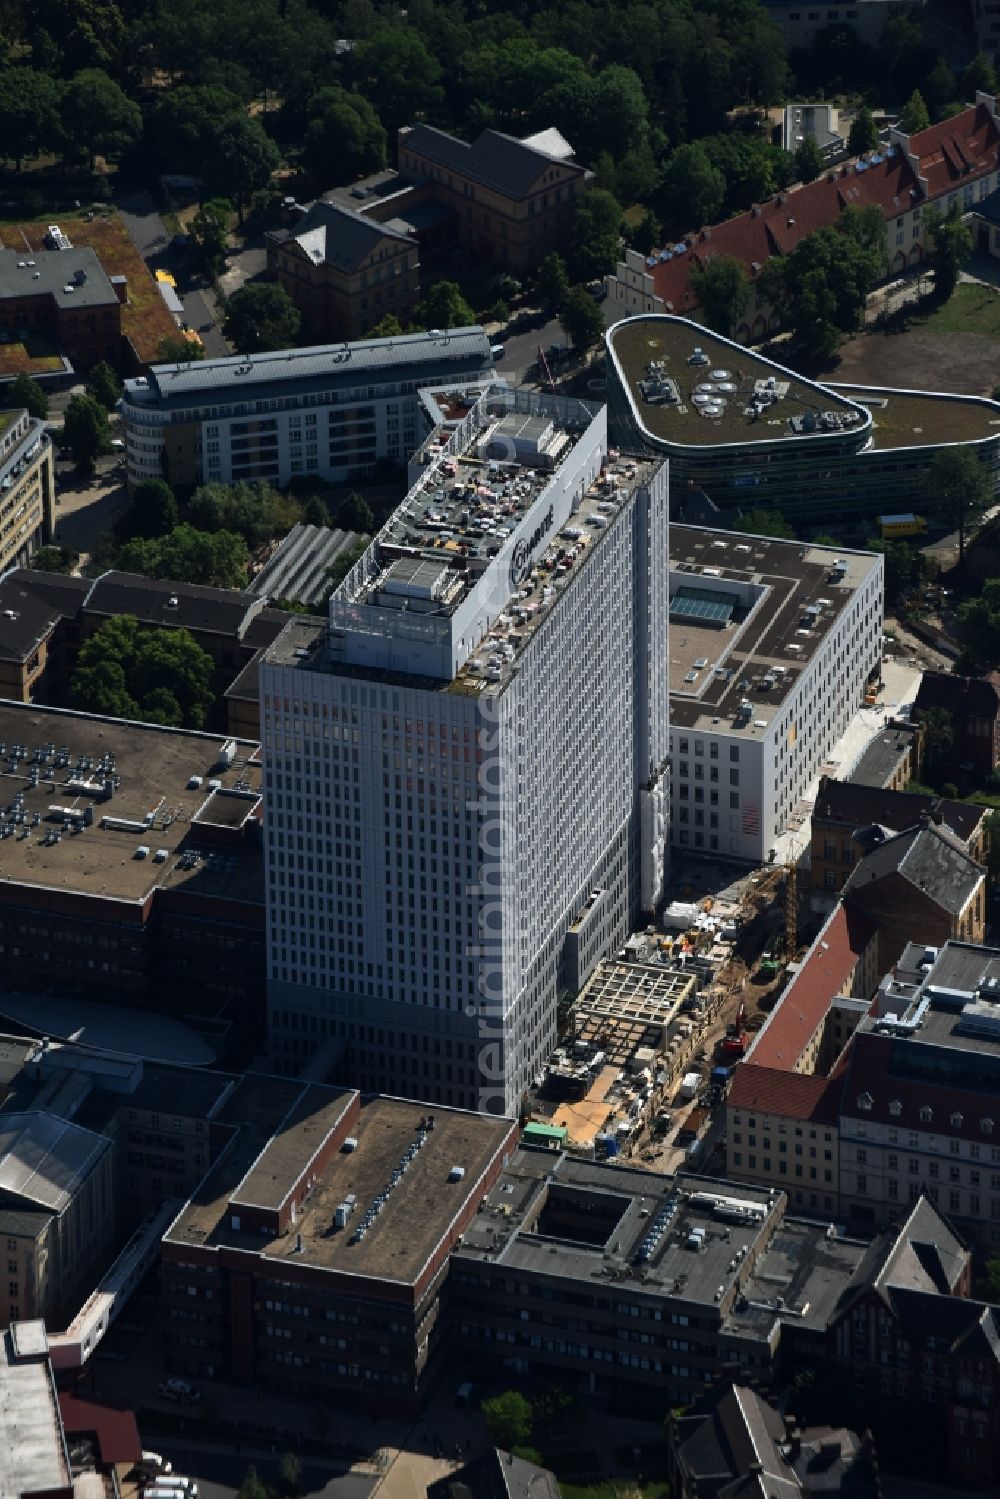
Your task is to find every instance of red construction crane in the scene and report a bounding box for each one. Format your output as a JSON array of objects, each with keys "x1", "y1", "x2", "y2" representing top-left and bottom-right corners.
[{"x1": 721, "y1": 999, "x2": 748, "y2": 1057}]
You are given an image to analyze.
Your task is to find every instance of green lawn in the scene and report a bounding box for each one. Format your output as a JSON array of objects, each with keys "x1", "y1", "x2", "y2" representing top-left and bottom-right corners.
[{"x1": 916, "y1": 283, "x2": 1000, "y2": 338}]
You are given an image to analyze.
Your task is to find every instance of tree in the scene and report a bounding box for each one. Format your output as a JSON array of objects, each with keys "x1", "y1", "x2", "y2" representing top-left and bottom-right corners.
[
  {"x1": 847, "y1": 106, "x2": 879, "y2": 157},
  {"x1": 115, "y1": 524, "x2": 249, "y2": 589},
  {"x1": 760, "y1": 209, "x2": 883, "y2": 357},
  {"x1": 955, "y1": 579, "x2": 1000, "y2": 671},
  {"x1": 690, "y1": 254, "x2": 749, "y2": 336},
  {"x1": 899, "y1": 89, "x2": 930, "y2": 136},
  {"x1": 337, "y1": 491, "x2": 374, "y2": 532},
  {"x1": 367, "y1": 314, "x2": 405, "y2": 339},
  {"x1": 417, "y1": 281, "x2": 476, "y2": 330},
  {"x1": 863, "y1": 538, "x2": 930, "y2": 607},
  {"x1": 351, "y1": 26, "x2": 442, "y2": 135},
  {"x1": 278, "y1": 1452, "x2": 301, "y2": 1497},
  {"x1": 223, "y1": 283, "x2": 301, "y2": 353},
  {"x1": 236, "y1": 1466, "x2": 268, "y2": 1499},
  {"x1": 187, "y1": 479, "x2": 287, "y2": 547},
  {"x1": 303, "y1": 87, "x2": 387, "y2": 184},
  {"x1": 118, "y1": 478, "x2": 177, "y2": 541},
  {"x1": 60, "y1": 68, "x2": 141, "y2": 168},
  {"x1": 62, "y1": 392, "x2": 109, "y2": 470},
  {"x1": 0, "y1": 66, "x2": 61, "y2": 169},
  {"x1": 559, "y1": 284, "x2": 604, "y2": 349},
  {"x1": 537, "y1": 252, "x2": 569, "y2": 311},
  {"x1": 153, "y1": 84, "x2": 243, "y2": 173},
  {"x1": 304, "y1": 494, "x2": 329, "y2": 526},
  {"x1": 567, "y1": 188, "x2": 622, "y2": 283},
  {"x1": 86, "y1": 361, "x2": 121, "y2": 410},
  {"x1": 192, "y1": 198, "x2": 232, "y2": 272},
  {"x1": 923, "y1": 446, "x2": 991, "y2": 566},
  {"x1": 482, "y1": 1390, "x2": 533, "y2": 1450},
  {"x1": 657, "y1": 143, "x2": 725, "y2": 233},
  {"x1": 204, "y1": 115, "x2": 281, "y2": 222},
  {"x1": 327, "y1": 537, "x2": 367, "y2": 590},
  {"x1": 31, "y1": 544, "x2": 78, "y2": 572},
  {"x1": 962, "y1": 53, "x2": 997, "y2": 100},
  {"x1": 4, "y1": 373, "x2": 48, "y2": 419},
  {"x1": 913, "y1": 706, "x2": 955, "y2": 783},
  {"x1": 158, "y1": 334, "x2": 206, "y2": 363},
  {"x1": 793, "y1": 138, "x2": 825, "y2": 183},
  {"x1": 68, "y1": 615, "x2": 214, "y2": 729},
  {"x1": 924, "y1": 204, "x2": 973, "y2": 300},
  {"x1": 734, "y1": 508, "x2": 795, "y2": 539}
]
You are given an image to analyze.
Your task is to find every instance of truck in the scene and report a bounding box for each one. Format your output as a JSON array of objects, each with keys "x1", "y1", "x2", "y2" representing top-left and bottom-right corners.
[
  {"x1": 679, "y1": 1071, "x2": 701, "y2": 1101},
  {"x1": 677, "y1": 1105, "x2": 710, "y2": 1143},
  {"x1": 878, "y1": 512, "x2": 926, "y2": 540}
]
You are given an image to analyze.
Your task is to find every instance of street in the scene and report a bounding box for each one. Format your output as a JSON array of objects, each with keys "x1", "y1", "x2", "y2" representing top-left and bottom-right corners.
[
  {"x1": 116, "y1": 190, "x2": 229, "y2": 359},
  {"x1": 145, "y1": 1438, "x2": 375, "y2": 1499}
]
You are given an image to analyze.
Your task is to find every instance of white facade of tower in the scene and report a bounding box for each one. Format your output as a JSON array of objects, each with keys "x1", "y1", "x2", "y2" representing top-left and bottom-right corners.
[{"x1": 262, "y1": 388, "x2": 670, "y2": 1115}]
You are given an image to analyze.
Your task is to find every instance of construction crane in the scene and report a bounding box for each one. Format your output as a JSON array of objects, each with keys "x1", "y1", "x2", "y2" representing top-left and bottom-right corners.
[{"x1": 720, "y1": 999, "x2": 749, "y2": 1057}]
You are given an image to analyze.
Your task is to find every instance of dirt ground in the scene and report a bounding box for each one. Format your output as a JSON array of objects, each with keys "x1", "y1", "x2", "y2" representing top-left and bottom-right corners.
[{"x1": 824, "y1": 325, "x2": 1000, "y2": 397}]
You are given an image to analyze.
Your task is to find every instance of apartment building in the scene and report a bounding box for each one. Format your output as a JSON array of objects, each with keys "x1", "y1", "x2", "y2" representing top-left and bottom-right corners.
[
  {"x1": 838, "y1": 940, "x2": 1000, "y2": 1250},
  {"x1": 0, "y1": 408, "x2": 54, "y2": 573},
  {"x1": 606, "y1": 94, "x2": 1000, "y2": 335},
  {"x1": 0, "y1": 248, "x2": 122, "y2": 371},
  {"x1": 606, "y1": 315, "x2": 1000, "y2": 521},
  {"x1": 397, "y1": 124, "x2": 593, "y2": 273},
  {"x1": 810, "y1": 779, "x2": 988, "y2": 911},
  {"x1": 161, "y1": 1080, "x2": 516, "y2": 1416},
  {"x1": 120, "y1": 326, "x2": 495, "y2": 491},
  {"x1": 666, "y1": 526, "x2": 883, "y2": 864},
  {"x1": 261, "y1": 388, "x2": 670, "y2": 1115},
  {"x1": 975, "y1": 1, "x2": 1000, "y2": 68},
  {"x1": 266, "y1": 201, "x2": 420, "y2": 343}
]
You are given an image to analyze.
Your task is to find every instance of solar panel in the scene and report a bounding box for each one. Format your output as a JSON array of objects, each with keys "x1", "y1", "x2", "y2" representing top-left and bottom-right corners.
[{"x1": 670, "y1": 587, "x2": 737, "y2": 625}]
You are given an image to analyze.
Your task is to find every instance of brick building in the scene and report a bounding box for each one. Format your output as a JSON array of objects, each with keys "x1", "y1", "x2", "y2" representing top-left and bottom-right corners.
[
  {"x1": 847, "y1": 718, "x2": 922, "y2": 792},
  {"x1": 266, "y1": 201, "x2": 420, "y2": 343},
  {"x1": 397, "y1": 124, "x2": 592, "y2": 274},
  {"x1": 810, "y1": 778, "x2": 988, "y2": 912},
  {"x1": 842, "y1": 823, "x2": 986, "y2": 972},
  {"x1": 0, "y1": 568, "x2": 287, "y2": 732},
  {"x1": 827, "y1": 1194, "x2": 1000, "y2": 1488},
  {"x1": 912, "y1": 670, "x2": 1000, "y2": 779},
  {"x1": 0, "y1": 247, "x2": 123, "y2": 371},
  {"x1": 161, "y1": 1082, "x2": 516, "y2": 1415},
  {"x1": 0, "y1": 701, "x2": 265, "y2": 1050}
]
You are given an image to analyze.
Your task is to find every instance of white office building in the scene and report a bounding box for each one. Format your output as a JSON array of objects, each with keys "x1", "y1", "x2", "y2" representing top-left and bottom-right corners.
[
  {"x1": 119, "y1": 327, "x2": 495, "y2": 491},
  {"x1": 667, "y1": 527, "x2": 883, "y2": 864},
  {"x1": 261, "y1": 387, "x2": 671, "y2": 1115}
]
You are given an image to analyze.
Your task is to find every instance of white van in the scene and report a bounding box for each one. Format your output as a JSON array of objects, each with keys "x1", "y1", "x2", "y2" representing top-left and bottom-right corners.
[{"x1": 146, "y1": 1481, "x2": 198, "y2": 1499}]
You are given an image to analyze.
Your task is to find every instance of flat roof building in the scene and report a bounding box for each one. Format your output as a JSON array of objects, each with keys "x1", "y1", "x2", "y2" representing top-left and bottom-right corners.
[
  {"x1": 0, "y1": 701, "x2": 266, "y2": 1051},
  {"x1": 0, "y1": 246, "x2": 122, "y2": 372},
  {"x1": 606, "y1": 316, "x2": 1000, "y2": 522},
  {"x1": 0, "y1": 1324, "x2": 73, "y2": 1499},
  {"x1": 261, "y1": 387, "x2": 670, "y2": 1114},
  {"x1": 120, "y1": 325, "x2": 495, "y2": 491},
  {"x1": 450, "y1": 1147, "x2": 869, "y2": 1411},
  {"x1": 667, "y1": 525, "x2": 883, "y2": 863},
  {"x1": 162, "y1": 1084, "x2": 517, "y2": 1415}
]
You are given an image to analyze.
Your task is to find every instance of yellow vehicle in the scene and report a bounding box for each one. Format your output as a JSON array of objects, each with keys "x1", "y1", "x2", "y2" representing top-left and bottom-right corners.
[
  {"x1": 878, "y1": 512, "x2": 926, "y2": 540},
  {"x1": 155, "y1": 269, "x2": 177, "y2": 288}
]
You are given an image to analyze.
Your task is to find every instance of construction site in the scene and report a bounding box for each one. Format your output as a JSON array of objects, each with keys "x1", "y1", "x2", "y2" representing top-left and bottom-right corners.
[{"x1": 527, "y1": 855, "x2": 807, "y2": 1173}]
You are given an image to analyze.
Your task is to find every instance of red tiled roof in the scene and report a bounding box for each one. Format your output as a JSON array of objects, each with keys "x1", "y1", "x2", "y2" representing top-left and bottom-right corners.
[
  {"x1": 747, "y1": 903, "x2": 877, "y2": 1071},
  {"x1": 58, "y1": 1393, "x2": 142, "y2": 1466},
  {"x1": 840, "y1": 1030, "x2": 1000, "y2": 1146},
  {"x1": 727, "y1": 1063, "x2": 842, "y2": 1122},
  {"x1": 910, "y1": 103, "x2": 1000, "y2": 199},
  {"x1": 644, "y1": 100, "x2": 1000, "y2": 319}
]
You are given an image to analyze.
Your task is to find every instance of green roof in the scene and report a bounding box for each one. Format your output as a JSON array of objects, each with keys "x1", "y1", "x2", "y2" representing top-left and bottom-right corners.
[{"x1": 523, "y1": 1122, "x2": 568, "y2": 1142}]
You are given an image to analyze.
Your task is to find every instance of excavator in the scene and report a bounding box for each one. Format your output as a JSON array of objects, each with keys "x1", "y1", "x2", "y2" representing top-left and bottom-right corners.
[{"x1": 720, "y1": 999, "x2": 749, "y2": 1058}]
